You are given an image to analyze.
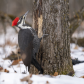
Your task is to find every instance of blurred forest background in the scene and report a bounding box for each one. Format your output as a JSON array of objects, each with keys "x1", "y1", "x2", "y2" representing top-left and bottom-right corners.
[{"x1": 0, "y1": 0, "x2": 84, "y2": 25}]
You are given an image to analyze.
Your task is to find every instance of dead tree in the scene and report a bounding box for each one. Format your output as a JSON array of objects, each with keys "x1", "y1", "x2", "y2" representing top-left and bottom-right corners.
[{"x1": 29, "y1": 0, "x2": 73, "y2": 75}]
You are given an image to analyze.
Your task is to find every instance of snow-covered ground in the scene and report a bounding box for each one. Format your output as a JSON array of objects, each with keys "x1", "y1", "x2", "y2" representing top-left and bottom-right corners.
[{"x1": 0, "y1": 27, "x2": 84, "y2": 84}]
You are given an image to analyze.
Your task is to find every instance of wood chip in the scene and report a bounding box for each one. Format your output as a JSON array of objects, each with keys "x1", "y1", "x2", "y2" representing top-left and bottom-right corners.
[
  {"x1": 46, "y1": 81, "x2": 49, "y2": 84},
  {"x1": 80, "y1": 76, "x2": 84, "y2": 78},
  {"x1": 11, "y1": 59, "x2": 22, "y2": 65},
  {"x1": 0, "y1": 67, "x2": 3, "y2": 71},
  {"x1": 74, "y1": 46, "x2": 78, "y2": 49},
  {"x1": 54, "y1": 72, "x2": 58, "y2": 76},
  {"x1": 20, "y1": 74, "x2": 33, "y2": 84},
  {"x1": 4, "y1": 69, "x2": 9, "y2": 73}
]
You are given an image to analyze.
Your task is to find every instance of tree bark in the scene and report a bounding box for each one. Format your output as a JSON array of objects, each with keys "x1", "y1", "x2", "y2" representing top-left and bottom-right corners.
[{"x1": 29, "y1": 0, "x2": 73, "y2": 75}]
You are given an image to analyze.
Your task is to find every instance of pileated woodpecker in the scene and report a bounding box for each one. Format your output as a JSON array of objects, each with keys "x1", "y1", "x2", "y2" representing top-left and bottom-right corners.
[{"x1": 12, "y1": 11, "x2": 47, "y2": 74}]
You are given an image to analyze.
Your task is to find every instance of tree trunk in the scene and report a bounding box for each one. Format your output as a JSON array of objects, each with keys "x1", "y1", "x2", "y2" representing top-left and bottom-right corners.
[{"x1": 29, "y1": 0, "x2": 73, "y2": 75}]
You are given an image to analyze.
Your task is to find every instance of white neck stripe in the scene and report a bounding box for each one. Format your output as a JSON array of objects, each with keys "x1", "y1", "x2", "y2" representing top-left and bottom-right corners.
[{"x1": 18, "y1": 24, "x2": 31, "y2": 29}]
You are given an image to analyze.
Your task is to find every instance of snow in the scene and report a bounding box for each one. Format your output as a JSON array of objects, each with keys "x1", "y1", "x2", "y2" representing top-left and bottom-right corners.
[{"x1": 0, "y1": 27, "x2": 84, "y2": 84}]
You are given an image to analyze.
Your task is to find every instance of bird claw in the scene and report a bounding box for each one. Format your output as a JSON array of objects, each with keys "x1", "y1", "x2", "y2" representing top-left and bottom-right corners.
[
  {"x1": 43, "y1": 34, "x2": 48, "y2": 36},
  {"x1": 43, "y1": 34, "x2": 49, "y2": 38}
]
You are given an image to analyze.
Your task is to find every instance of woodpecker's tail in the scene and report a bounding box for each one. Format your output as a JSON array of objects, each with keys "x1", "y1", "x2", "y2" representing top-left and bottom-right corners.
[{"x1": 31, "y1": 58, "x2": 43, "y2": 74}]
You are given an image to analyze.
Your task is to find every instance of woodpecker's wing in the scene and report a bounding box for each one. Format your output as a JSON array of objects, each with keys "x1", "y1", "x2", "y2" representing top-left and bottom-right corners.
[
  {"x1": 18, "y1": 29, "x2": 34, "y2": 54},
  {"x1": 29, "y1": 27, "x2": 41, "y2": 58},
  {"x1": 18, "y1": 29, "x2": 34, "y2": 67}
]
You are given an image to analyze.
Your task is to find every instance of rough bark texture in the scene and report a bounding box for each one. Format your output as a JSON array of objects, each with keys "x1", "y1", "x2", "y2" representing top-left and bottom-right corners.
[{"x1": 29, "y1": 0, "x2": 73, "y2": 75}]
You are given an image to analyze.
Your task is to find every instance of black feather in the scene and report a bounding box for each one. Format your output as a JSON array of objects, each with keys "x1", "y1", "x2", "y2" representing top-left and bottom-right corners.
[
  {"x1": 18, "y1": 29, "x2": 34, "y2": 69},
  {"x1": 72, "y1": 58, "x2": 84, "y2": 65}
]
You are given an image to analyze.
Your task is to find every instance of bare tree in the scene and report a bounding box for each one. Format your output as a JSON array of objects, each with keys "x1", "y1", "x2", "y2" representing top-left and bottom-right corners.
[{"x1": 29, "y1": 0, "x2": 73, "y2": 75}]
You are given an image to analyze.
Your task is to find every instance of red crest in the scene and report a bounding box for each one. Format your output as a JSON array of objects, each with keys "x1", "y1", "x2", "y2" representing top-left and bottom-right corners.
[{"x1": 12, "y1": 17, "x2": 19, "y2": 26}]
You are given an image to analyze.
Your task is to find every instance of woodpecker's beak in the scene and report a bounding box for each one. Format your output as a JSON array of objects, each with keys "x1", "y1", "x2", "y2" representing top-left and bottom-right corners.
[
  {"x1": 23, "y1": 11, "x2": 29, "y2": 19},
  {"x1": 24, "y1": 11, "x2": 29, "y2": 16}
]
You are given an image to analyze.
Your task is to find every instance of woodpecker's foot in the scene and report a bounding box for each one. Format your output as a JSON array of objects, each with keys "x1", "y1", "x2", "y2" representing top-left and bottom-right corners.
[
  {"x1": 43, "y1": 34, "x2": 48, "y2": 38},
  {"x1": 40, "y1": 34, "x2": 49, "y2": 42}
]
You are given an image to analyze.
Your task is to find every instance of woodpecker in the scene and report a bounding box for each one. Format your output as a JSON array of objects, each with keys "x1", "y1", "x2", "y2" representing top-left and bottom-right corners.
[{"x1": 12, "y1": 11, "x2": 47, "y2": 74}]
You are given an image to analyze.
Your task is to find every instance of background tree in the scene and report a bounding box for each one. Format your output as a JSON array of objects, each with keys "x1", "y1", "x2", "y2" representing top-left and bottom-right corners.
[{"x1": 29, "y1": 0, "x2": 73, "y2": 75}]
